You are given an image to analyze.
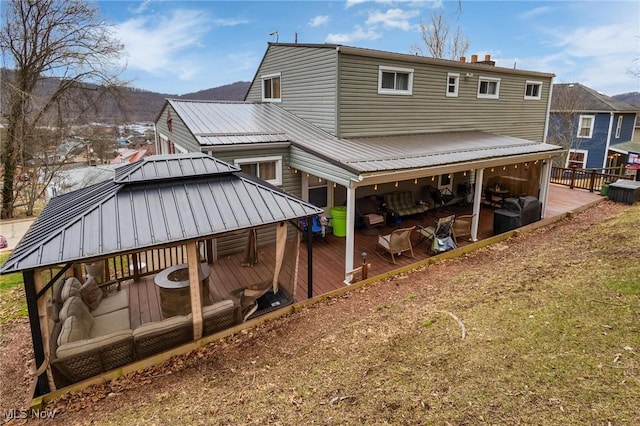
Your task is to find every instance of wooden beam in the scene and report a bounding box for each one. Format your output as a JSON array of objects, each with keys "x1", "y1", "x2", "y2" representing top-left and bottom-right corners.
[
  {"x1": 187, "y1": 241, "x2": 203, "y2": 340},
  {"x1": 23, "y1": 270, "x2": 50, "y2": 396}
]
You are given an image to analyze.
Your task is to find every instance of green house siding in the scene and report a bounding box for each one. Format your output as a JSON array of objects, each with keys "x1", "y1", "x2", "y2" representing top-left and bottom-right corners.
[
  {"x1": 156, "y1": 104, "x2": 201, "y2": 153},
  {"x1": 246, "y1": 45, "x2": 338, "y2": 135},
  {"x1": 202, "y1": 147, "x2": 301, "y2": 257},
  {"x1": 337, "y1": 53, "x2": 551, "y2": 141}
]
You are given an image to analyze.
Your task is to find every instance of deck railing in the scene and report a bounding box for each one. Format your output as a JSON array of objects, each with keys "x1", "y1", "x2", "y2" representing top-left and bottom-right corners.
[
  {"x1": 550, "y1": 166, "x2": 623, "y2": 192},
  {"x1": 104, "y1": 244, "x2": 195, "y2": 282}
]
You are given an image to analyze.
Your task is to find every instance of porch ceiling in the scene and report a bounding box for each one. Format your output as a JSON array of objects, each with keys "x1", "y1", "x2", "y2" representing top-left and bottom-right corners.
[{"x1": 1, "y1": 153, "x2": 322, "y2": 274}]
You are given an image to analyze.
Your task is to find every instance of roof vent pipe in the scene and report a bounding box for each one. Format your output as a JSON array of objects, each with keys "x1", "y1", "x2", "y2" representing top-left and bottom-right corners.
[{"x1": 471, "y1": 54, "x2": 478, "y2": 63}]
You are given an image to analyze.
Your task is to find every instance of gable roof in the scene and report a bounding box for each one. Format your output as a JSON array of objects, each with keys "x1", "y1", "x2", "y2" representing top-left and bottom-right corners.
[
  {"x1": 1, "y1": 152, "x2": 322, "y2": 274},
  {"x1": 551, "y1": 83, "x2": 639, "y2": 113}
]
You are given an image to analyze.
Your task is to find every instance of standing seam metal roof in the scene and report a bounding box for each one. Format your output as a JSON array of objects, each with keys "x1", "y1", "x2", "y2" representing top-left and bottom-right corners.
[
  {"x1": 166, "y1": 100, "x2": 563, "y2": 174},
  {"x1": 0, "y1": 153, "x2": 322, "y2": 274}
]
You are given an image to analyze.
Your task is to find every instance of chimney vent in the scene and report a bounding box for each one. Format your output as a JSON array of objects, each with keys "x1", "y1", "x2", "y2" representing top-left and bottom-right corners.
[
  {"x1": 471, "y1": 54, "x2": 478, "y2": 63},
  {"x1": 460, "y1": 56, "x2": 466, "y2": 63}
]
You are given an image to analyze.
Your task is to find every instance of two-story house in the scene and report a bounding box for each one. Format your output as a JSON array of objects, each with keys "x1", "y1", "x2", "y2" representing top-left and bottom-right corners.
[
  {"x1": 155, "y1": 43, "x2": 563, "y2": 282},
  {"x1": 549, "y1": 83, "x2": 638, "y2": 170}
]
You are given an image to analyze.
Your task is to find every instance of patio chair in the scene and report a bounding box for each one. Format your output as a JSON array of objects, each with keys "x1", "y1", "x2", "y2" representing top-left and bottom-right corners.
[
  {"x1": 418, "y1": 214, "x2": 456, "y2": 254},
  {"x1": 374, "y1": 226, "x2": 416, "y2": 264},
  {"x1": 356, "y1": 197, "x2": 387, "y2": 233},
  {"x1": 452, "y1": 214, "x2": 476, "y2": 244},
  {"x1": 301, "y1": 215, "x2": 327, "y2": 241}
]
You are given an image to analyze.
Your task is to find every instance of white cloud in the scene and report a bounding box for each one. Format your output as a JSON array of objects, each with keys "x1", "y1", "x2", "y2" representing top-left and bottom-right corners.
[
  {"x1": 366, "y1": 8, "x2": 420, "y2": 31},
  {"x1": 550, "y1": 24, "x2": 637, "y2": 57},
  {"x1": 115, "y1": 9, "x2": 211, "y2": 78},
  {"x1": 309, "y1": 15, "x2": 330, "y2": 27},
  {"x1": 518, "y1": 6, "x2": 552, "y2": 20},
  {"x1": 213, "y1": 18, "x2": 249, "y2": 27},
  {"x1": 326, "y1": 26, "x2": 382, "y2": 44}
]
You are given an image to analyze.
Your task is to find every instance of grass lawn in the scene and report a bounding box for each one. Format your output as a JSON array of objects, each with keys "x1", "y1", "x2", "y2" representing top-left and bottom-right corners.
[
  {"x1": 0, "y1": 252, "x2": 27, "y2": 323},
  {"x1": 46, "y1": 203, "x2": 640, "y2": 425}
]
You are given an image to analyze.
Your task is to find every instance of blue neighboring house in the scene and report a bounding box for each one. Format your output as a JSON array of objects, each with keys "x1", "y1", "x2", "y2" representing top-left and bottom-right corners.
[{"x1": 549, "y1": 83, "x2": 638, "y2": 170}]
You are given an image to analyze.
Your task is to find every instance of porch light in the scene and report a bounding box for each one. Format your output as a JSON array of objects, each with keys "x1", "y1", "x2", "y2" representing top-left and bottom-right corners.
[
  {"x1": 448, "y1": 174, "x2": 451, "y2": 178},
  {"x1": 431, "y1": 176, "x2": 435, "y2": 181},
  {"x1": 502, "y1": 166, "x2": 506, "y2": 171},
  {"x1": 514, "y1": 164, "x2": 518, "y2": 169},
  {"x1": 491, "y1": 168, "x2": 494, "y2": 172},
  {"x1": 306, "y1": 173, "x2": 310, "y2": 177},
  {"x1": 318, "y1": 177, "x2": 322, "y2": 183},
  {"x1": 395, "y1": 181, "x2": 399, "y2": 187},
  {"x1": 414, "y1": 178, "x2": 418, "y2": 184},
  {"x1": 463, "y1": 171, "x2": 467, "y2": 177},
  {"x1": 374, "y1": 184, "x2": 378, "y2": 190},
  {"x1": 333, "y1": 182, "x2": 336, "y2": 188}
]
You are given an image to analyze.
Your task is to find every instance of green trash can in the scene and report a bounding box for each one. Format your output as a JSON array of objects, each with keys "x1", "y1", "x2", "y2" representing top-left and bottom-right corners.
[
  {"x1": 601, "y1": 183, "x2": 609, "y2": 197},
  {"x1": 330, "y1": 206, "x2": 347, "y2": 237}
]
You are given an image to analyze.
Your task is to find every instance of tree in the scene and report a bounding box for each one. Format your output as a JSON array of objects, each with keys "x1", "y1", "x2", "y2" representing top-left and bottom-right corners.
[
  {"x1": 0, "y1": 0, "x2": 125, "y2": 218},
  {"x1": 411, "y1": 9, "x2": 469, "y2": 60},
  {"x1": 547, "y1": 83, "x2": 587, "y2": 167}
]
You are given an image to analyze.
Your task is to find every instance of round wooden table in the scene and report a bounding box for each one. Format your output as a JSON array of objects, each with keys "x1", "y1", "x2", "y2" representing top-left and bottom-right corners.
[{"x1": 154, "y1": 263, "x2": 211, "y2": 318}]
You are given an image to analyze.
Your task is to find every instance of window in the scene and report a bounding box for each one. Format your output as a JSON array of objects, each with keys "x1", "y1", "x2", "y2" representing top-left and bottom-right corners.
[
  {"x1": 477, "y1": 76, "x2": 500, "y2": 99},
  {"x1": 577, "y1": 115, "x2": 595, "y2": 138},
  {"x1": 378, "y1": 66, "x2": 413, "y2": 95},
  {"x1": 615, "y1": 116, "x2": 623, "y2": 138},
  {"x1": 524, "y1": 81, "x2": 542, "y2": 100},
  {"x1": 446, "y1": 73, "x2": 459, "y2": 97},
  {"x1": 234, "y1": 156, "x2": 282, "y2": 186},
  {"x1": 567, "y1": 150, "x2": 588, "y2": 169},
  {"x1": 262, "y1": 73, "x2": 281, "y2": 102}
]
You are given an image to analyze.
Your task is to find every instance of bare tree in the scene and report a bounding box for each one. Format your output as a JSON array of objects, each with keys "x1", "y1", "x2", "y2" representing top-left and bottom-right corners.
[
  {"x1": 0, "y1": 0, "x2": 125, "y2": 218},
  {"x1": 547, "y1": 83, "x2": 588, "y2": 167},
  {"x1": 412, "y1": 9, "x2": 470, "y2": 60}
]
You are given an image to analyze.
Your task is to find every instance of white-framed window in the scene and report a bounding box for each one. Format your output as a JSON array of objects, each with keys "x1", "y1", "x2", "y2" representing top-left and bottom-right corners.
[
  {"x1": 567, "y1": 149, "x2": 588, "y2": 169},
  {"x1": 524, "y1": 80, "x2": 542, "y2": 100},
  {"x1": 378, "y1": 66, "x2": 413, "y2": 95},
  {"x1": 615, "y1": 116, "x2": 623, "y2": 138},
  {"x1": 477, "y1": 76, "x2": 500, "y2": 99},
  {"x1": 262, "y1": 73, "x2": 281, "y2": 102},
  {"x1": 234, "y1": 156, "x2": 283, "y2": 186},
  {"x1": 446, "y1": 73, "x2": 459, "y2": 97},
  {"x1": 577, "y1": 115, "x2": 595, "y2": 138}
]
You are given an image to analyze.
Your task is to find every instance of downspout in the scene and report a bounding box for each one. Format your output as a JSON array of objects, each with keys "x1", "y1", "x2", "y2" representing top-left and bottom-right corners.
[
  {"x1": 543, "y1": 77, "x2": 554, "y2": 143},
  {"x1": 604, "y1": 112, "x2": 615, "y2": 170}
]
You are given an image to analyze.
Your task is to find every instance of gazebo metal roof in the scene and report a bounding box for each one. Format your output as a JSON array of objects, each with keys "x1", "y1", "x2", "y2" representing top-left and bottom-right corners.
[{"x1": 1, "y1": 153, "x2": 322, "y2": 274}]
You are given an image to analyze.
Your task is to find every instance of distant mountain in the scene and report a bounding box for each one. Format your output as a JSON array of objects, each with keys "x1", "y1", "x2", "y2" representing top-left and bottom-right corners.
[
  {"x1": 1, "y1": 68, "x2": 250, "y2": 123},
  {"x1": 179, "y1": 81, "x2": 251, "y2": 102},
  {"x1": 612, "y1": 92, "x2": 640, "y2": 107}
]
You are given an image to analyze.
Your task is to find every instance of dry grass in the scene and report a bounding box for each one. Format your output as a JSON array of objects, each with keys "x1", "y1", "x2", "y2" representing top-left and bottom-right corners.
[{"x1": 24, "y1": 203, "x2": 640, "y2": 424}]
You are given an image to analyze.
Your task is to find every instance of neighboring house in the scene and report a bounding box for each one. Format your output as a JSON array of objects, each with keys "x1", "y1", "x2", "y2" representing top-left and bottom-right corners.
[
  {"x1": 155, "y1": 43, "x2": 564, "y2": 281},
  {"x1": 549, "y1": 83, "x2": 638, "y2": 170},
  {"x1": 46, "y1": 164, "x2": 120, "y2": 200},
  {"x1": 110, "y1": 148, "x2": 150, "y2": 164}
]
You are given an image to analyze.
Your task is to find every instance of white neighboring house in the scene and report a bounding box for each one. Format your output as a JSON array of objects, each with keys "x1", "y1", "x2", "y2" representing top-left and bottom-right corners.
[{"x1": 46, "y1": 164, "x2": 121, "y2": 200}]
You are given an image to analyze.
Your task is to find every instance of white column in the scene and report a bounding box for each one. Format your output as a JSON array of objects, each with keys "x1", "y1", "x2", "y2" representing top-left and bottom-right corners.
[
  {"x1": 471, "y1": 168, "x2": 484, "y2": 241},
  {"x1": 344, "y1": 186, "x2": 356, "y2": 284},
  {"x1": 539, "y1": 160, "x2": 552, "y2": 218}
]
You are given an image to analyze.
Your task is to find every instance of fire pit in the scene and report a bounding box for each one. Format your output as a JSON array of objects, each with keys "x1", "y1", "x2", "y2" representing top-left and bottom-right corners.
[{"x1": 154, "y1": 263, "x2": 211, "y2": 317}]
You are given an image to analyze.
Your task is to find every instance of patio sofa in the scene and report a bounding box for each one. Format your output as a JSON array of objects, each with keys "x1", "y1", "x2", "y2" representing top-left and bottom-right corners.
[
  {"x1": 49, "y1": 276, "x2": 242, "y2": 384},
  {"x1": 383, "y1": 191, "x2": 429, "y2": 220}
]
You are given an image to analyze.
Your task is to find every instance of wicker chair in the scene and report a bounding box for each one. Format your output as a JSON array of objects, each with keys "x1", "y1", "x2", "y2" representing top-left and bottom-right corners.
[
  {"x1": 374, "y1": 226, "x2": 416, "y2": 264},
  {"x1": 452, "y1": 214, "x2": 476, "y2": 243}
]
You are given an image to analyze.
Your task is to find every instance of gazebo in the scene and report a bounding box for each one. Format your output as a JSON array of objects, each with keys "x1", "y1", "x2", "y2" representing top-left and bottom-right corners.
[{"x1": 0, "y1": 153, "x2": 322, "y2": 397}]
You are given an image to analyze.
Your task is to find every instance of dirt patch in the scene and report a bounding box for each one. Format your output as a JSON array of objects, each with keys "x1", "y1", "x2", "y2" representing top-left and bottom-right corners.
[{"x1": 2, "y1": 202, "x2": 638, "y2": 425}]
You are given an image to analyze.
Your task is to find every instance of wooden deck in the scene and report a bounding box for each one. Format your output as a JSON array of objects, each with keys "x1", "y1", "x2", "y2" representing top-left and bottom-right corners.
[{"x1": 124, "y1": 185, "x2": 603, "y2": 328}]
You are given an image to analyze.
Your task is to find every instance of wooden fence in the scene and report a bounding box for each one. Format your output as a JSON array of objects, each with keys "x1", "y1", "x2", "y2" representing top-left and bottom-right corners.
[{"x1": 550, "y1": 167, "x2": 622, "y2": 192}]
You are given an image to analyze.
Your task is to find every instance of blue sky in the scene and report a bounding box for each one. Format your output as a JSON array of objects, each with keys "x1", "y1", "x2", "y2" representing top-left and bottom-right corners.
[{"x1": 97, "y1": 0, "x2": 640, "y2": 96}]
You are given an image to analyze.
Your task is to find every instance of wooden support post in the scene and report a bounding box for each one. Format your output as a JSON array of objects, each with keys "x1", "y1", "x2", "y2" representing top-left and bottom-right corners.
[
  {"x1": 132, "y1": 252, "x2": 140, "y2": 282},
  {"x1": 588, "y1": 171, "x2": 597, "y2": 192},
  {"x1": 186, "y1": 241, "x2": 203, "y2": 340},
  {"x1": 23, "y1": 270, "x2": 50, "y2": 396},
  {"x1": 569, "y1": 166, "x2": 576, "y2": 189},
  {"x1": 206, "y1": 239, "x2": 214, "y2": 265},
  {"x1": 306, "y1": 217, "x2": 313, "y2": 299},
  {"x1": 361, "y1": 252, "x2": 368, "y2": 281}
]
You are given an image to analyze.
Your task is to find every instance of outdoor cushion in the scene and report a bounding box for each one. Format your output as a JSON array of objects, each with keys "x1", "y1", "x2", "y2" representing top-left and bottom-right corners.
[
  {"x1": 90, "y1": 289, "x2": 128, "y2": 317},
  {"x1": 364, "y1": 213, "x2": 385, "y2": 225},
  {"x1": 89, "y1": 308, "x2": 131, "y2": 338},
  {"x1": 133, "y1": 315, "x2": 192, "y2": 358},
  {"x1": 59, "y1": 296, "x2": 94, "y2": 334},
  {"x1": 60, "y1": 277, "x2": 82, "y2": 302},
  {"x1": 57, "y1": 316, "x2": 87, "y2": 346},
  {"x1": 56, "y1": 329, "x2": 133, "y2": 359},
  {"x1": 80, "y1": 276, "x2": 103, "y2": 310}
]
